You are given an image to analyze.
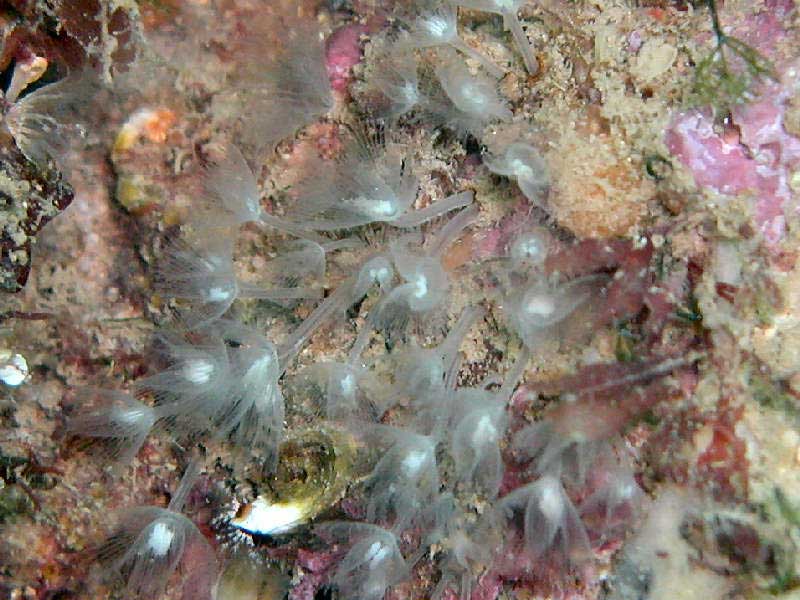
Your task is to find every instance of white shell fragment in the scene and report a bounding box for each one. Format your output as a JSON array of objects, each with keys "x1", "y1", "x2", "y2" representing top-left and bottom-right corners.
[
  {"x1": 0, "y1": 350, "x2": 28, "y2": 386},
  {"x1": 230, "y1": 496, "x2": 310, "y2": 536}
]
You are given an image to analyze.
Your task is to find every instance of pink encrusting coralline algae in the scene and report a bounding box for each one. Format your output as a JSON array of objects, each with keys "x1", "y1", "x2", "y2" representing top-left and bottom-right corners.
[
  {"x1": 326, "y1": 24, "x2": 370, "y2": 93},
  {"x1": 666, "y1": 73, "x2": 800, "y2": 245},
  {"x1": 665, "y1": 0, "x2": 800, "y2": 246}
]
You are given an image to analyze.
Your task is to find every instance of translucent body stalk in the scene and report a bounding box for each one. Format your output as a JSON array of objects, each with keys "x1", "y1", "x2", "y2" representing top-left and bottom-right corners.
[
  {"x1": 257, "y1": 211, "x2": 326, "y2": 243},
  {"x1": 428, "y1": 202, "x2": 478, "y2": 257},
  {"x1": 278, "y1": 256, "x2": 395, "y2": 368},
  {"x1": 390, "y1": 190, "x2": 474, "y2": 228},
  {"x1": 236, "y1": 281, "x2": 321, "y2": 301},
  {"x1": 498, "y1": 345, "x2": 530, "y2": 401},
  {"x1": 277, "y1": 283, "x2": 354, "y2": 368},
  {"x1": 450, "y1": 36, "x2": 506, "y2": 79},
  {"x1": 503, "y1": 9, "x2": 538, "y2": 75}
]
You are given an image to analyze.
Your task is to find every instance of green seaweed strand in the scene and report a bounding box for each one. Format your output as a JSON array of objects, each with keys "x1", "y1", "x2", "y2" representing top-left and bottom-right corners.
[{"x1": 693, "y1": 0, "x2": 777, "y2": 111}]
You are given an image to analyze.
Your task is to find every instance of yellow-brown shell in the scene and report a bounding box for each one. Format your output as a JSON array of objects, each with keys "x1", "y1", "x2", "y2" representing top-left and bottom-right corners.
[{"x1": 231, "y1": 426, "x2": 362, "y2": 536}]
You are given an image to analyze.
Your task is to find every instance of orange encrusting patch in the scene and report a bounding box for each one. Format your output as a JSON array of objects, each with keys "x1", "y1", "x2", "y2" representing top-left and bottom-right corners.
[
  {"x1": 546, "y1": 127, "x2": 654, "y2": 239},
  {"x1": 142, "y1": 109, "x2": 177, "y2": 144}
]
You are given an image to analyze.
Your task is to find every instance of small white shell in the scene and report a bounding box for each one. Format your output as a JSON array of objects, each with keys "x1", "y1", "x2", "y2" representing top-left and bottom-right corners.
[
  {"x1": 0, "y1": 350, "x2": 28, "y2": 386},
  {"x1": 230, "y1": 496, "x2": 312, "y2": 536}
]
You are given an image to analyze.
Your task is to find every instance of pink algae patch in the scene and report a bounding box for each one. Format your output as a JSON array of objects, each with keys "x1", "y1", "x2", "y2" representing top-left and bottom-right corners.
[
  {"x1": 666, "y1": 111, "x2": 762, "y2": 196},
  {"x1": 666, "y1": 75, "x2": 800, "y2": 245},
  {"x1": 325, "y1": 24, "x2": 368, "y2": 93},
  {"x1": 664, "y1": 0, "x2": 800, "y2": 245}
]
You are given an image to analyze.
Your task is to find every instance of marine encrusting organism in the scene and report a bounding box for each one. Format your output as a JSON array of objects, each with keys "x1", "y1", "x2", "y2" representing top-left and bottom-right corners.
[
  {"x1": 366, "y1": 50, "x2": 426, "y2": 121},
  {"x1": 512, "y1": 415, "x2": 615, "y2": 487},
  {"x1": 382, "y1": 305, "x2": 483, "y2": 430},
  {"x1": 294, "y1": 359, "x2": 378, "y2": 421},
  {"x1": 351, "y1": 204, "x2": 478, "y2": 357},
  {"x1": 48, "y1": 1, "x2": 712, "y2": 598},
  {"x1": 447, "y1": 330, "x2": 530, "y2": 496},
  {"x1": 507, "y1": 228, "x2": 551, "y2": 271},
  {"x1": 65, "y1": 388, "x2": 158, "y2": 467},
  {"x1": 579, "y1": 452, "x2": 644, "y2": 543},
  {"x1": 132, "y1": 327, "x2": 231, "y2": 433},
  {"x1": 503, "y1": 274, "x2": 607, "y2": 351},
  {"x1": 255, "y1": 237, "x2": 365, "y2": 309},
  {"x1": 289, "y1": 131, "x2": 473, "y2": 230},
  {"x1": 208, "y1": 320, "x2": 286, "y2": 468},
  {"x1": 399, "y1": 3, "x2": 505, "y2": 79},
  {"x1": 316, "y1": 522, "x2": 410, "y2": 600},
  {"x1": 216, "y1": 20, "x2": 334, "y2": 160},
  {"x1": 360, "y1": 425, "x2": 441, "y2": 529},
  {"x1": 2, "y1": 69, "x2": 97, "y2": 171},
  {"x1": 153, "y1": 236, "x2": 320, "y2": 327},
  {"x1": 428, "y1": 497, "x2": 496, "y2": 600},
  {"x1": 483, "y1": 142, "x2": 549, "y2": 205},
  {"x1": 192, "y1": 143, "x2": 326, "y2": 241},
  {"x1": 494, "y1": 474, "x2": 592, "y2": 564},
  {"x1": 449, "y1": 386, "x2": 508, "y2": 496},
  {"x1": 97, "y1": 461, "x2": 216, "y2": 599},
  {"x1": 429, "y1": 51, "x2": 512, "y2": 135}
]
